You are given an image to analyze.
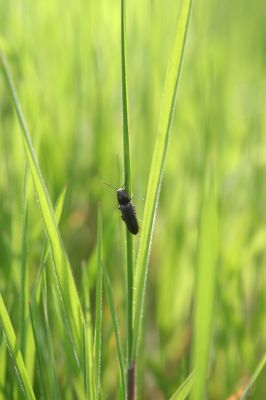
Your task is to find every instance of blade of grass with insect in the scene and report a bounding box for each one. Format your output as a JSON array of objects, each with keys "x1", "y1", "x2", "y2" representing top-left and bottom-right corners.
[
  {"x1": 191, "y1": 170, "x2": 218, "y2": 400},
  {"x1": 0, "y1": 49, "x2": 84, "y2": 367},
  {"x1": 132, "y1": 0, "x2": 193, "y2": 360},
  {"x1": 169, "y1": 372, "x2": 194, "y2": 400},
  {"x1": 120, "y1": 0, "x2": 134, "y2": 370},
  {"x1": 0, "y1": 294, "x2": 36, "y2": 400},
  {"x1": 240, "y1": 352, "x2": 266, "y2": 400},
  {"x1": 94, "y1": 209, "x2": 103, "y2": 398},
  {"x1": 103, "y1": 267, "x2": 127, "y2": 400}
]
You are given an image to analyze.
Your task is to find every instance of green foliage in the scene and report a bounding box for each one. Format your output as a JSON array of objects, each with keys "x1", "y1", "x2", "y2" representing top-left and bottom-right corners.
[{"x1": 0, "y1": 0, "x2": 266, "y2": 398}]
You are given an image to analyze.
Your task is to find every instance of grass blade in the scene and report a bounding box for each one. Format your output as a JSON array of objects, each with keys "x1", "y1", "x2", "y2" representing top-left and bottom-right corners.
[
  {"x1": 169, "y1": 372, "x2": 194, "y2": 400},
  {"x1": 19, "y1": 165, "x2": 29, "y2": 359},
  {"x1": 32, "y1": 187, "x2": 67, "y2": 307},
  {"x1": 29, "y1": 303, "x2": 47, "y2": 400},
  {"x1": 103, "y1": 267, "x2": 127, "y2": 400},
  {"x1": 191, "y1": 171, "x2": 218, "y2": 400},
  {"x1": 0, "y1": 336, "x2": 7, "y2": 400},
  {"x1": 0, "y1": 294, "x2": 36, "y2": 400},
  {"x1": 120, "y1": 0, "x2": 134, "y2": 372},
  {"x1": 94, "y1": 209, "x2": 103, "y2": 398},
  {"x1": 132, "y1": 0, "x2": 192, "y2": 360},
  {"x1": 82, "y1": 266, "x2": 96, "y2": 400},
  {"x1": 0, "y1": 49, "x2": 84, "y2": 366},
  {"x1": 240, "y1": 352, "x2": 266, "y2": 400},
  {"x1": 29, "y1": 188, "x2": 66, "y2": 399}
]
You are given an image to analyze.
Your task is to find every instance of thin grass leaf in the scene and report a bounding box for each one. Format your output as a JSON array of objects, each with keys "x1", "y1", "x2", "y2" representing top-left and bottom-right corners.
[
  {"x1": 191, "y1": 171, "x2": 218, "y2": 400},
  {"x1": 82, "y1": 324, "x2": 89, "y2": 400},
  {"x1": 0, "y1": 294, "x2": 36, "y2": 400},
  {"x1": 42, "y1": 273, "x2": 60, "y2": 400},
  {"x1": 132, "y1": 0, "x2": 192, "y2": 360},
  {"x1": 29, "y1": 304, "x2": 47, "y2": 400},
  {"x1": 0, "y1": 49, "x2": 84, "y2": 366},
  {"x1": 169, "y1": 372, "x2": 194, "y2": 400},
  {"x1": 32, "y1": 187, "x2": 67, "y2": 308},
  {"x1": 82, "y1": 262, "x2": 96, "y2": 400},
  {"x1": 18, "y1": 166, "x2": 35, "y2": 384},
  {"x1": 240, "y1": 352, "x2": 266, "y2": 400},
  {"x1": 120, "y1": 0, "x2": 134, "y2": 369},
  {"x1": 94, "y1": 209, "x2": 103, "y2": 398},
  {"x1": 19, "y1": 164, "x2": 29, "y2": 358},
  {"x1": 103, "y1": 267, "x2": 127, "y2": 400},
  {"x1": 0, "y1": 336, "x2": 7, "y2": 400},
  {"x1": 29, "y1": 188, "x2": 66, "y2": 400}
]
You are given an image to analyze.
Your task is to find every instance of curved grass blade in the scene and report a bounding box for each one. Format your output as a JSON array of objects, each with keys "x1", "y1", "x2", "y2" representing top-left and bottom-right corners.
[
  {"x1": 103, "y1": 267, "x2": 127, "y2": 400},
  {"x1": 169, "y1": 372, "x2": 194, "y2": 400},
  {"x1": 28, "y1": 188, "x2": 66, "y2": 399},
  {"x1": 32, "y1": 187, "x2": 67, "y2": 307},
  {"x1": 191, "y1": 172, "x2": 218, "y2": 400},
  {"x1": 94, "y1": 209, "x2": 103, "y2": 398},
  {"x1": 240, "y1": 352, "x2": 266, "y2": 400},
  {"x1": 0, "y1": 49, "x2": 84, "y2": 366},
  {"x1": 0, "y1": 294, "x2": 36, "y2": 400},
  {"x1": 132, "y1": 0, "x2": 193, "y2": 360}
]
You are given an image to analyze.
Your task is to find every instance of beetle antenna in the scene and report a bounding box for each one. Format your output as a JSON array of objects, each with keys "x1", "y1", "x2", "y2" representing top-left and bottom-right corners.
[
  {"x1": 122, "y1": 173, "x2": 128, "y2": 189},
  {"x1": 103, "y1": 182, "x2": 118, "y2": 191}
]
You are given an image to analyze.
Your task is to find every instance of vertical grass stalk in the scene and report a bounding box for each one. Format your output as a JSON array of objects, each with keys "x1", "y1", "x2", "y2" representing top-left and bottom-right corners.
[
  {"x1": 120, "y1": 0, "x2": 134, "y2": 395},
  {"x1": 94, "y1": 209, "x2": 103, "y2": 398}
]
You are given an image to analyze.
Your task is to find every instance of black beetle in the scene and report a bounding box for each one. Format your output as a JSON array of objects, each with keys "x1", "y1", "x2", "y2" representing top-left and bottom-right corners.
[
  {"x1": 104, "y1": 182, "x2": 139, "y2": 235},
  {"x1": 117, "y1": 188, "x2": 139, "y2": 235}
]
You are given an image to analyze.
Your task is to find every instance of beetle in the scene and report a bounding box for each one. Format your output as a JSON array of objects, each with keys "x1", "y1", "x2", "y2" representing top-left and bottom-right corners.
[
  {"x1": 117, "y1": 187, "x2": 139, "y2": 235},
  {"x1": 104, "y1": 182, "x2": 139, "y2": 235}
]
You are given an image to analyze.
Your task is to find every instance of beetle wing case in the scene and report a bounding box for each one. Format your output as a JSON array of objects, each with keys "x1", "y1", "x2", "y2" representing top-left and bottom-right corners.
[{"x1": 119, "y1": 203, "x2": 139, "y2": 235}]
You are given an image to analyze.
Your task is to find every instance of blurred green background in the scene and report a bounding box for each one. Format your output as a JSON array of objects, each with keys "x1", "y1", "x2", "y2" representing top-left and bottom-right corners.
[{"x1": 0, "y1": 0, "x2": 266, "y2": 398}]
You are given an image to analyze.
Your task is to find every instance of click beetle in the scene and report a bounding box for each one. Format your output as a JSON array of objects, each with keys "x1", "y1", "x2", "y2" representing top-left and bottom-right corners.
[
  {"x1": 117, "y1": 188, "x2": 139, "y2": 235},
  {"x1": 104, "y1": 182, "x2": 139, "y2": 235}
]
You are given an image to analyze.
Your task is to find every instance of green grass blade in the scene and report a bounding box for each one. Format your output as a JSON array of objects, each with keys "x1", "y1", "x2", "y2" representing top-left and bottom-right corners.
[
  {"x1": 19, "y1": 166, "x2": 35, "y2": 384},
  {"x1": 32, "y1": 187, "x2": 67, "y2": 308},
  {"x1": 103, "y1": 267, "x2": 127, "y2": 400},
  {"x1": 29, "y1": 303, "x2": 48, "y2": 400},
  {"x1": 0, "y1": 49, "x2": 84, "y2": 365},
  {"x1": 0, "y1": 337, "x2": 7, "y2": 400},
  {"x1": 94, "y1": 209, "x2": 103, "y2": 398},
  {"x1": 82, "y1": 267, "x2": 96, "y2": 400},
  {"x1": 0, "y1": 294, "x2": 36, "y2": 400},
  {"x1": 42, "y1": 274, "x2": 61, "y2": 400},
  {"x1": 191, "y1": 172, "x2": 218, "y2": 400},
  {"x1": 169, "y1": 372, "x2": 194, "y2": 400},
  {"x1": 240, "y1": 352, "x2": 266, "y2": 400},
  {"x1": 29, "y1": 187, "x2": 67, "y2": 399},
  {"x1": 120, "y1": 0, "x2": 134, "y2": 369},
  {"x1": 19, "y1": 165, "x2": 29, "y2": 359},
  {"x1": 132, "y1": 0, "x2": 192, "y2": 360}
]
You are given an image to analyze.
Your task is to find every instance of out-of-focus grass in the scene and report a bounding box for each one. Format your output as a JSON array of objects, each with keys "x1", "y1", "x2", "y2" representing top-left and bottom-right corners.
[{"x1": 0, "y1": 0, "x2": 266, "y2": 398}]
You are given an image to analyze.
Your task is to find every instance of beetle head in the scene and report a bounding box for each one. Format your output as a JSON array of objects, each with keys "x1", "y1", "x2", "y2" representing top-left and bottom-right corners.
[{"x1": 117, "y1": 188, "x2": 130, "y2": 205}]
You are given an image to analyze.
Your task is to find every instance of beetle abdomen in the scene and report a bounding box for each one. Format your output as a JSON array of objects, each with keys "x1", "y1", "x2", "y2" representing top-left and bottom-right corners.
[{"x1": 119, "y1": 203, "x2": 139, "y2": 235}]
